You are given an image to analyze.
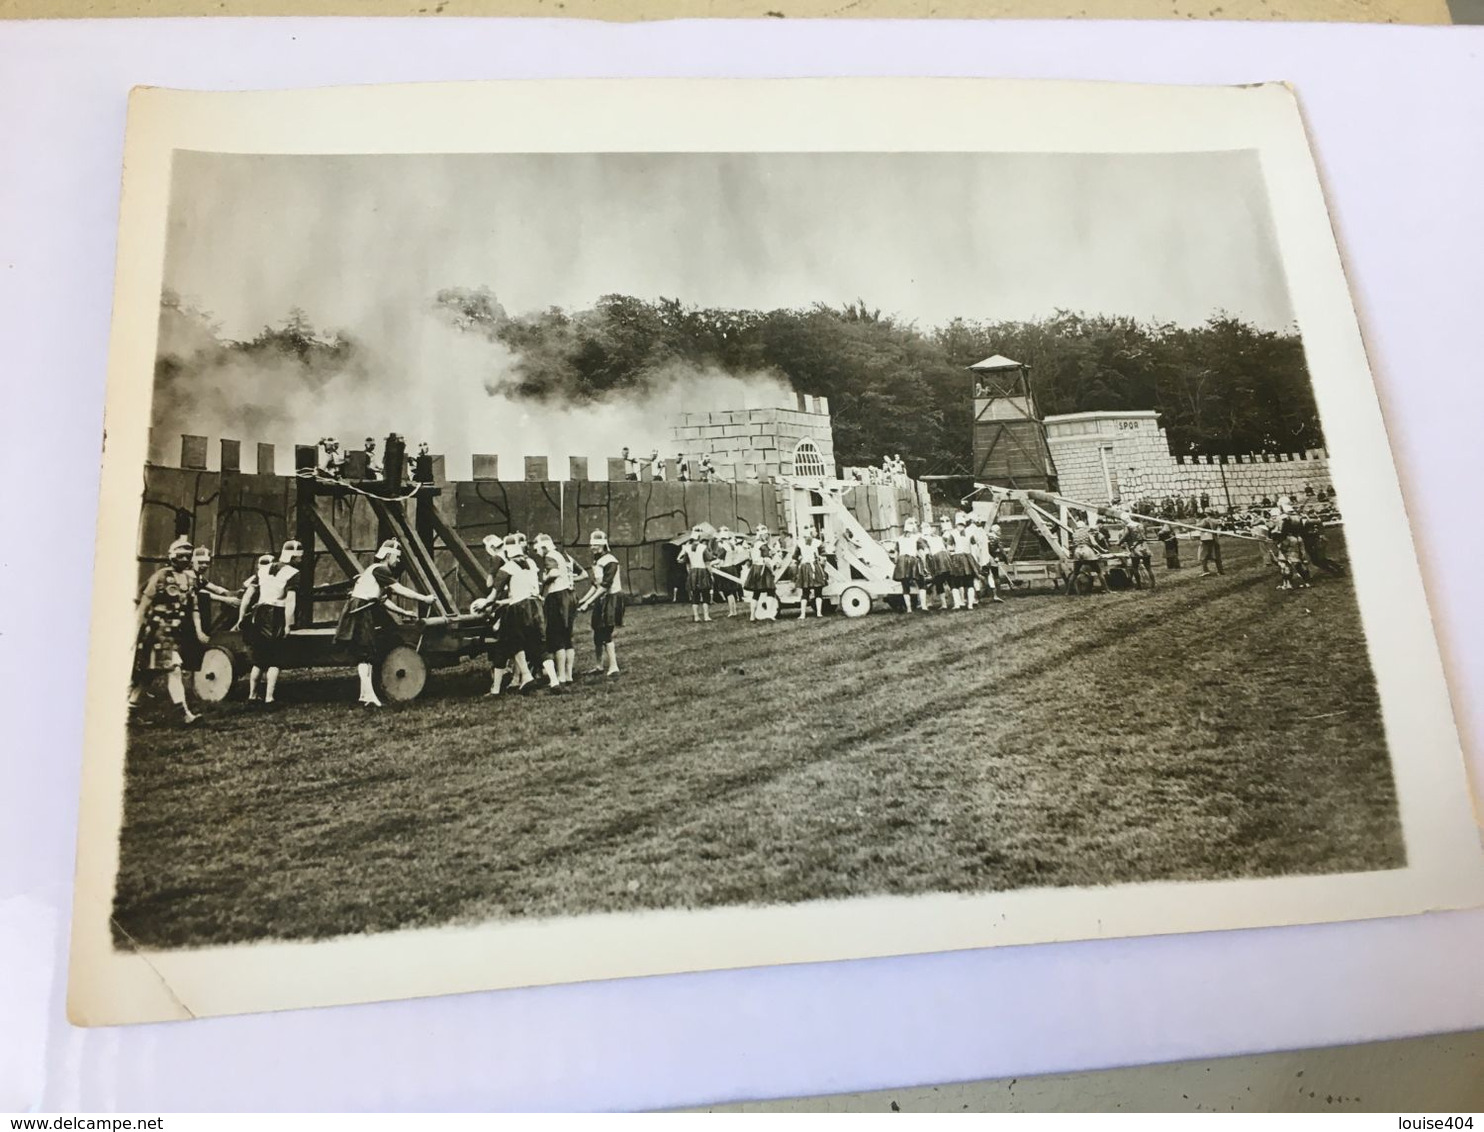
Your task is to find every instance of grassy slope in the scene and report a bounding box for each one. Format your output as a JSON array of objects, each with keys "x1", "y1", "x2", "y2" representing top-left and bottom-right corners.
[{"x1": 114, "y1": 535, "x2": 1404, "y2": 948}]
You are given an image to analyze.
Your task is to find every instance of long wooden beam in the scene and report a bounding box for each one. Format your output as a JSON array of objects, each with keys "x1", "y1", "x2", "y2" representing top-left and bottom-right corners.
[{"x1": 422, "y1": 501, "x2": 491, "y2": 602}]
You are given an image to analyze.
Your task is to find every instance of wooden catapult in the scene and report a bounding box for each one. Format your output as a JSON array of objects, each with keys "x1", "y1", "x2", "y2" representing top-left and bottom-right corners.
[{"x1": 193, "y1": 435, "x2": 494, "y2": 703}]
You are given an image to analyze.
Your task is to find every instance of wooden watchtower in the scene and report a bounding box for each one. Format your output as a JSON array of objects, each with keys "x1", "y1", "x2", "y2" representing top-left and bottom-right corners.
[{"x1": 970, "y1": 355, "x2": 1059, "y2": 492}]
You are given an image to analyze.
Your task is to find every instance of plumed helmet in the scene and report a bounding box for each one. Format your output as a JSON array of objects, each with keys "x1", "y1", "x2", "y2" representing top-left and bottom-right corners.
[{"x1": 168, "y1": 536, "x2": 193, "y2": 561}]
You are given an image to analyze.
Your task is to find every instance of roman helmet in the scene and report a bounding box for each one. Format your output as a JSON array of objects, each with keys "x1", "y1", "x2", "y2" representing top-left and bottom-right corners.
[
  {"x1": 191, "y1": 546, "x2": 213, "y2": 570},
  {"x1": 503, "y1": 532, "x2": 525, "y2": 556},
  {"x1": 280, "y1": 539, "x2": 304, "y2": 564},
  {"x1": 691, "y1": 525, "x2": 705, "y2": 541},
  {"x1": 589, "y1": 530, "x2": 609, "y2": 551},
  {"x1": 374, "y1": 537, "x2": 402, "y2": 562},
  {"x1": 903, "y1": 517, "x2": 918, "y2": 534},
  {"x1": 255, "y1": 553, "x2": 274, "y2": 569},
  {"x1": 716, "y1": 525, "x2": 732, "y2": 542},
  {"x1": 168, "y1": 536, "x2": 193, "y2": 564}
]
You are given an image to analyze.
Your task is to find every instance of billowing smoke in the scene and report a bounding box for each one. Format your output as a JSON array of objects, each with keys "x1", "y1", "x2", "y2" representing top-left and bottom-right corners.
[{"x1": 149, "y1": 296, "x2": 797, "y2": 475}]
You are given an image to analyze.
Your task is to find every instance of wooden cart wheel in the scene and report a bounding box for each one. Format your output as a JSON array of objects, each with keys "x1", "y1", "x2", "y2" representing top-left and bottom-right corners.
[
  {"x1": 838, "y1": 586, "x2": 871, "y2": 618},
  {"x1": 194, "y1": 646, "x2": 237, "y2": 703},
  {"x1": 377, "y1": 645, "x2": 427, "y2": 703}
]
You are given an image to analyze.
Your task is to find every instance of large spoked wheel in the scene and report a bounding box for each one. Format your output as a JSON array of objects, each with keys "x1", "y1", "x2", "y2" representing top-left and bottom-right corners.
[
  {"x1": 194, "y1": 646, "x2": 238, "y2": 703},
  {"x1": 377, "y1": 645, "x2": 428, "y2": 703},
  {"x1": 838, "y1": 586, "x2": 872, "y2": 618}
]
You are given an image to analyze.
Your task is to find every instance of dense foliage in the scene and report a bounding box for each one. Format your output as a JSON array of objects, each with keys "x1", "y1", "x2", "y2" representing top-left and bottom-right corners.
[
  {"x1": 155, "y1": 288, "x2": 1323, "y2": 477},
  {"x1": 433, "y1": 288, "x2": 1323, "y2": 475}
]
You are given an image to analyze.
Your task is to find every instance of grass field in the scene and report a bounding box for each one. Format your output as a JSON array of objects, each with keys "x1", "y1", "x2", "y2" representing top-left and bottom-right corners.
[{"x1": 114, "y1": 533, "x2": 1405, "y2": 949}]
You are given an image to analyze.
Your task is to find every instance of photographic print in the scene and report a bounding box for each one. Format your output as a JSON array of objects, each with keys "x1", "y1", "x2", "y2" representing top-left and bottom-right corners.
[{"x1": 70, "y1": 79, "x2": 1484, "y2": 1023}]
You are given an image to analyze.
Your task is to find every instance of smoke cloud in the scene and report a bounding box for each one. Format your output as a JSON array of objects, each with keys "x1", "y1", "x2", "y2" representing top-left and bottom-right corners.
[{"x1": 150, "y1": 297, "x2": 797, "y2": 475}]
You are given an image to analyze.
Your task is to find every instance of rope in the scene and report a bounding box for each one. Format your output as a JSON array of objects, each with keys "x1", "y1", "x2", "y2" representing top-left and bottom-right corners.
[{"x1": 294, "y1": 467, "x2": 425, "y2": 503}]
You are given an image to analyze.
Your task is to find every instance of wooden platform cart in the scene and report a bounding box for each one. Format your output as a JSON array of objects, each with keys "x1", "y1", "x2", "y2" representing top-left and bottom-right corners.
[{"x1": 193, "y1": 437, "x2": 494, "y2": 703}]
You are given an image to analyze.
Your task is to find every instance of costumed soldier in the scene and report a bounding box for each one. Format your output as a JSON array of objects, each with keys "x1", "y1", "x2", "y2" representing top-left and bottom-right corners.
[
  {"x1": 471, "y1": 534, "x2": 514, "y2": 695},
  {"x1": 679, "y1": 526, "x2": 715, "y2": 623},
  {"x1": 334, "y1": 539, "x2": 434, "y2": 708},
  {"x1": 893, "y1": 517, "x2": 928, "y2": 612},
  {"x1": 713, "y1": 527, "x2": 746, "y2": 618},
  {"x1": 1197, "y1": 512, "x2": 1224, "y2": 577},
  {"x1": 577, "y1": 530, "x2": 625, "y2": 676},
  {"x1": 921, "y1": 521, "x2": 952, "y2": 610},
  {"x1": 946, "y1": 516, "x2": 978, "y2": 610},
  {"x1": 235, "y1": 539, "x2": 304, "y2": 707},
  {"x1": 744, "y1": 526, "x2": 779, "y2": 622},
  {"x1": 1120, "y1": 513, "x2": 1156, "y2": 590},
  {"x1": 534, "y1": 532, "x2": 584, "y2": 687},
  {"x1": 984, "y1": 522, "x2": 1010, "y2": 599},
  {"x1": 1064, "y1": 519, "x2": 1105, "y2": 596},
  {"x1": 794, "y1": 528, "x2": 828, "y2": 620},
  {"x1": 1156, "y1": 520, "x2": 1181, "y2": 569},
  {"x1": 129, "y1": 536, "x2": 207, "y2": 724},
  {"x1": 485, "y1": 532, "x2": 560, "y2": 694},
  {"x1": 1301, "y1": 512, "x2": 1346, "y2": 576}
]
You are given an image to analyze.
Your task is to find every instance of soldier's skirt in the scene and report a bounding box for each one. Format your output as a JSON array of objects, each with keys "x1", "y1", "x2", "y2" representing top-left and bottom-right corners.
[
  {"x1": 544, "y1": 590, "x2": 577, "y2": 651},
  {"x1": 947, "y1": 552, "x2": 978, "y2": 583},
  {"x1": 687, "y1": 566, "x2": 713, "y2": 601},
  {"x1": 892, "y1": 555, "x2": 924, "y2": 584},
  {"x1": 795, "y1": 560, "x2": 829, "y2": 590},
  {"x1": 925, "y1": 550, "x2": 953, "y2": 579},
  {"x1": 245, "y1": 603, "x2": 289, "y2": 667},
  {"x1": 504, "y1": 597, "x2": 548, "y2": 660},
  {"x1": 334, "y1": 600, "x2": 398, "y2": 664},
  {"x1": 591, "y1": 592, "x2": 627, "y2": 645},
  {"x1": 713, "y1": 570, "x2": 743, "y2": 599},
  {"x1": 745, "y1": 564, "x2": 776, "y2": 595}
]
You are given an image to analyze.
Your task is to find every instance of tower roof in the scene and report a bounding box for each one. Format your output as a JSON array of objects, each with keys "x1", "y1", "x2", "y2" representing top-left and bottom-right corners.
[{"x1": 968, "y1": 354, "x2": 1023, "y2": 371}]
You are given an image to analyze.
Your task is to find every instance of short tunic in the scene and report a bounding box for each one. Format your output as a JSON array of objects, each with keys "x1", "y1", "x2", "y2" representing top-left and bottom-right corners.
[
  {"x1": 744, "y1": 546, "x2": 777, "y2": 594},
  {"x1": 590, "y1": 553, "x2": 627, "y2": 632},
  {"x1": 795, "y1": 543, "x2": 828, "y2": 590},
  {"x1": 680, "y1": 542, "x2": 714, "y2": 599},
  {"x1": 244, "y1": 563, "x2": 297, "y2": 667},
  {"x1": 134, "y1": 567, "x2": 202, "y2": 674},
  {"x1": 946, "y1": 531, "x2": 979, "y2": 580},
  {"x1": 892, "y1": 535, "x2": 926, "y2": 583},
  {"x1": 334, "y1": 563, "x2": 402, "y2": 663},
  {"x1": 922, "y1": 535, "x2": 952, "y2": 579}
]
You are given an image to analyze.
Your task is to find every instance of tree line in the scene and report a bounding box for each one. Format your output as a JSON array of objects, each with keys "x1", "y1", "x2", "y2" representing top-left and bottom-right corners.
[
  {"x1": 156, "y1": 287, "x2": 1324, "y2": 478},
  {"x1": 433, "y1": 288, "x2": 1324, "y2": 476}
]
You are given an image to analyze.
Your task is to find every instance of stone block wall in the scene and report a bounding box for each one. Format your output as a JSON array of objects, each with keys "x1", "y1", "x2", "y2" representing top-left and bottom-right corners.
[
  {"x1": 670, "y1": 397, "x2": 835, "y2": 482},
  {"x1": 1045, "y1": 411, "x2": 1332, "y2": 510}
]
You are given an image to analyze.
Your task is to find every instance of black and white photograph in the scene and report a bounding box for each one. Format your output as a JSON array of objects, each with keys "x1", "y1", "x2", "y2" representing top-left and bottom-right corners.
[{"x1": 69, "y1": 78, "x2": 1484, "y2": 1024}]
